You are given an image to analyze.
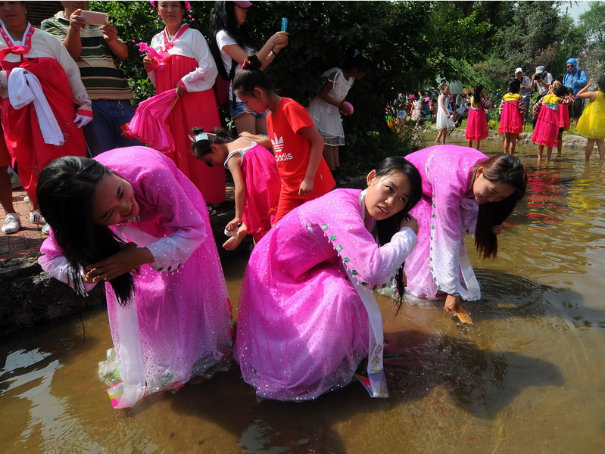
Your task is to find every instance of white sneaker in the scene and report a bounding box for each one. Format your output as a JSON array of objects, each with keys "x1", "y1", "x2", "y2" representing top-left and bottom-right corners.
[
  {"x1": 29, "y1": 209, "x2": 45, "y2": 224},
  {"x1": 2, "y1": 213, "x2": 21, "y2": 234}
]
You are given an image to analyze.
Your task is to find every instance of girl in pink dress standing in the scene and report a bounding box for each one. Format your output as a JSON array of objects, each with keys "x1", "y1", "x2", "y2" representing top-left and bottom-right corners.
[
  {"x1": 144, "y1": 1, "x2": 225, "y2": 210},
  {"x1": 236, "y1": 156, "x2": 422, "y2": 401},
  {"x1": 531, "y1": 83, "x2": 570, "y2": 161},
  {"x1": 465, "y1": 84, "x2": 491, "y2": 151},
  {"x1": 498, "y1": 79, "x2": 525, "y2": 155},
  {"x1": 37, "y1": 146, "x2": 233, "y2": 409},
  {"x1": 190, "y1": 127, "x2": 280, "y2": 250}
]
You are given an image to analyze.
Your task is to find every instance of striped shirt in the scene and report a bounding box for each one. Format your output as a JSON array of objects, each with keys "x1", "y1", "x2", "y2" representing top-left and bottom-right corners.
[{"x1": 41, "y1": 11, "x2": 134, "y2": 101}]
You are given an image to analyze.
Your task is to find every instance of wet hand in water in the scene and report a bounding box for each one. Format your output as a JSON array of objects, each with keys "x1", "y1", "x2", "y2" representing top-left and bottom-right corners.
[{"x1": 84, "y1": 243, "x2": 152, "y2": 283}]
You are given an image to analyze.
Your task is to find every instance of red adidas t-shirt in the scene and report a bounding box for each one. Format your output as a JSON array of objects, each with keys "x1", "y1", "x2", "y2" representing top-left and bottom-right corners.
[{"x1": 268, "y1": 97, "x2": 335, "y2": 198}]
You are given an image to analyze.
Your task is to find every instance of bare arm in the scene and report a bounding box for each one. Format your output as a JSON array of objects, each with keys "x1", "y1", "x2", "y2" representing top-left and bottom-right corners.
[
  {"x1": 226, "y1": 156, "x2": 246, "y2": 232},
  {"x1": 239, "y1": 132, "x2": 271, "y2": 149},
  {"x1": 576, "y1": 78, "x2": 596, "y2": 101},
  {"x1": 101, "y1": 24, "x2": 129, "y2": 60},
  {"x1": 63, "y1": 9, "x2": 85, "y2": 60},
  {"x1": 297, "y1": 126, "x2": 325, "y2": 195}
]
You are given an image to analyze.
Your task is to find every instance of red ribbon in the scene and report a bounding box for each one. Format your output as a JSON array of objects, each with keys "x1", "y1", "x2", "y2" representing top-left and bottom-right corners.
[{"x1": 0, "y1": 23, "x2": 34, "y2": 62}]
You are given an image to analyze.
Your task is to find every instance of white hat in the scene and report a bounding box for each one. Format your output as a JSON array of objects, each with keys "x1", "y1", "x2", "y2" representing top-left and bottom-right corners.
[
  {"x1": 515, "y1": 67, "x2": 523, "y2": 74},
  {"x1": 535, "y1": 66, "x2": 545, "y2": 74}
]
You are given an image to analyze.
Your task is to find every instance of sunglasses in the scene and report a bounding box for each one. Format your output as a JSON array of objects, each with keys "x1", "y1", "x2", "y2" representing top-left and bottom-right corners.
[{"x1": 567, "y1": 65, "x2": 574, "y2": 68}]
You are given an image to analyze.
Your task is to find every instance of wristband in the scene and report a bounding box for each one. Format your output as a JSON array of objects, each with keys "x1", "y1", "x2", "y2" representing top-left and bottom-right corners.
[{"x1": 271, "y1": 46, "x2": 278, "y2": 56}]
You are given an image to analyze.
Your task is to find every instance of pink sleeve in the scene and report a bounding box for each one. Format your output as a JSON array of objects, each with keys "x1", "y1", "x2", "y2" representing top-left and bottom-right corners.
[{"x1": 318, "y1": 195, "x2": 417, "y2": 290}]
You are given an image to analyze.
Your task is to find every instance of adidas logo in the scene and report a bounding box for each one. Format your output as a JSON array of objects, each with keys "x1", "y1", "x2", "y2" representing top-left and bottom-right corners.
[{"x1": 271, "y1": 133, "x2": 284, "y2": 154}]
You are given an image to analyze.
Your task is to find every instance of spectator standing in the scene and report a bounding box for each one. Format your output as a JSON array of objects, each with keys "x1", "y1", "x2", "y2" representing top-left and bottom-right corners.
[
  {"x1": 42, "y1": 2, "x2": 140, "y2": 157},
  {"x1": 563, "y1": 58, "x2": 588, "y2": 132},
  {"x1": 515, "y1": 67, "x2": 531, "y2": 123},
  {"x1": 530, "y1": 65, "x2": 553, "y2": 98}
]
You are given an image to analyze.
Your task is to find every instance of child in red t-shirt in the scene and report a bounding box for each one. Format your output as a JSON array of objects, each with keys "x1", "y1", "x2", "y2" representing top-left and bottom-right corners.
[{"x1": 233, "y1": 54, "x2": 335, "y2": 221}]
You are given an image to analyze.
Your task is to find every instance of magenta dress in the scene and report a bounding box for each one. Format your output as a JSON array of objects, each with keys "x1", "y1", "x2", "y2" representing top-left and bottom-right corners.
[
  {"x1": 39, "y1": 147, "x2": 232, "y2": 408},
  {"x1": 149, "y1": 25, "x2": 225, "y2": 204},
  {"x1": 235, "y1": 189, "x2": 417, "y2": 401},
  {"x1": 404, "y1": 145, "x2": 487, "y2": 302},
  {"x1": 498, "y1": 94, "x2": 525, "y2": 134},
  {"x1": 224, "y1": 140, "x2": 280, "y2": 242},
  {"x1": 532, "y1": 95, "x2": 560, "y2": 147},
  {"x1": 465, "y1": 96, "x2": 490, "y2": 141}
]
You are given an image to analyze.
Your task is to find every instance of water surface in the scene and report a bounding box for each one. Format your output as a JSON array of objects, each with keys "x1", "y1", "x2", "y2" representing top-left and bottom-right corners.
[{"x1": 2, "y1": 139, "x2": 605, "y2": 453}]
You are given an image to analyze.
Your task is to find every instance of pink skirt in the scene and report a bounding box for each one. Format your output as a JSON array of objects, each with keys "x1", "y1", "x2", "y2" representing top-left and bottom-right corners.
[
  {"x1": 559, "y1": 103, "x2": 571, "y2": 131},
  {"x1": 240, "y1": 145, "x2": 281, "y2": 242},
  {"x1": 498, "y1": 101, "x2": 524, "y2": 134},
  {"x1": 532, "y1": 106, "x2": 559, "y2": 147},
  {"x1": 465, "y1": 107, "x2": 488, "y2": 141},
  {"x1": 154, "y1": 55, "x2": 225, "y2": 204}
]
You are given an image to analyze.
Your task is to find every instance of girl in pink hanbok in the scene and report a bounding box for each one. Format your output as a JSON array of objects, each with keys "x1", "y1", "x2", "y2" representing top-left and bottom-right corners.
[
  {"x1": 236, "y1": 156, "x2": 422, "y2": 401},
  {"x1": 498, "y1": 79, "x2": 525, "y2": 154},
  {"x1": 531, "y1": 83, "x2": 570, "y2": 161},
  {"x1": 144, "y1": 1, "x2": 225, "y2": 209},
  {"x1": 552, "y1": 79, "x2": 574, "y2": 158},
  {"x1": 465, "y1": 84, "x2": 491, "y2": 150},
  {"x1": 37, "y1": 146, "x2": 233, "y2": 409},
  {"x1": 404, "y1": 145, "x2": 527, "y2": 317},
  {"x1": 191, "y1": 127, "x2": 280, "y2": 250}
]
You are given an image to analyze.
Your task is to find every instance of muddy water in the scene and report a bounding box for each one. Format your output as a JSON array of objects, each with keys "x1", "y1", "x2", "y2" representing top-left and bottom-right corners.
[{"x1": 2, "y1": 138, "x2": 605, "y2": 453}]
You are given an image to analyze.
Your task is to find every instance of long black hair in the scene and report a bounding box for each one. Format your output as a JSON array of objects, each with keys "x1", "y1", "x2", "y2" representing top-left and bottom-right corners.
[
  {"x1": 209, "y1": 1, "x2": 256, "y2": 49},
  {"x1": 507, "y1": 78, "x2": 521, "y2": 94},
  {"x1": 37, "y1": 156, "x2": 136, "y2": 305},
  {"x1": 471, "y1": 83, "x2": 484, "y2": 106},
  {"x1": 473, "y1": 153, "x2": 527, "y2": 259},
  {"x1": 374, "y1": 156, "x2": 422, "y2": 311}
]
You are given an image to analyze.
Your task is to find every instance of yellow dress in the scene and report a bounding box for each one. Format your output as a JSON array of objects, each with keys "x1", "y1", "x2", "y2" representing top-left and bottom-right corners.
[{"x1": 576, "y1": 91, "x2": 605, "y2": 139}]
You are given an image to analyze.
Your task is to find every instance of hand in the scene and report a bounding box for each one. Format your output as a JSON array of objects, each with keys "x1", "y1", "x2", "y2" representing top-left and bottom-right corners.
[
  {"x1": 175, "y1": 81, "x2": 187, "y2": 98},
  {"x1": 270, "y1": 31, "x2": 289, "y2": 50},
  {"x1": 491, "y1": 224, "x2": 503, "y2": 235},
  {"x1": 73, "y1": 106, "x2": 93, "y2": 128},
  {"x1": 143, "y1": 55, "x2": 156, "y2": 70},
  {"x1": 100, "y1": 24, "x2": 118, "y2": 42},
  {"x1": 400, "y1": 215, "x2": 418, "y2": 234},
  {"x1": 588, "y1": 78, "x2": 594, "y2": 86},
  {"x1": 298, "y1": 176, "x2": 314, "y2": 195},
  {"x1": 84, "y1": 243, "x2": 152, "y2": 283},
  {"x1": 239, "y1": 131, "x2": 254, "y2": 139},
  {"x1": 69, "y1": 9, "x2": 86, "y2": 32},
  {"x1": 444, "y1": 294, "x2": 460, "y2": 315},
  {"x1": 226, "y1": 217, "x2": 241, "y2": 233}
]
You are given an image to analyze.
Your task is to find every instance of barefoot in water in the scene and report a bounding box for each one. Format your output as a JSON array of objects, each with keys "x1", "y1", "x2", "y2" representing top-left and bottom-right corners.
[{"x1": 223, "y1": 225, "x2": 248, "y2": 250}]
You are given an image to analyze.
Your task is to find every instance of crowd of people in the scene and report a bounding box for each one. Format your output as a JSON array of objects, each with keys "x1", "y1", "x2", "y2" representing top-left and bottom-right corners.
[
  {"x1": 392, "y1": 62, "x2": 605, "y2": 161},
  {"x1": 0, "y1": 0, "x2": 598, "y2": 408}
]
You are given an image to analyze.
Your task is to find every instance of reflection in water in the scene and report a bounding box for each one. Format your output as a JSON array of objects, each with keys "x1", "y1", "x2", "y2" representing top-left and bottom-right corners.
[{"x1": 2, "y1": 140, "x2": 605, "y2": 453}]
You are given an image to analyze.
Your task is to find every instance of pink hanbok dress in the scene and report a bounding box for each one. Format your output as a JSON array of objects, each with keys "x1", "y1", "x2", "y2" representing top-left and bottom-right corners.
[
  {"x1": 465, "y1": 96, "x2": 491, "y2": 141},
  {"x1": 148, "y1": 24, "x2": 225, "y2": 204},
  {"x1": 39, "y1": 147, "x2": 232, "y2": 409},
  {"x1": 0, "y1": 23, "x2": 88, "y2": 205},
  {"x1": 531, "y1": 94, "x2": 560, "y2": 147},
  {"x1": 235, "y1": 188, "x2": 417, "y2": 401},
  {"x1": 223, "y1": 138, "x2": 280, "y2": 242},
  {"x1": 498, "y1": 93, "x2": 525, "y2": 134},
  {"x1": 404, "y1": 145, "x2": 487, "y2": 302}
]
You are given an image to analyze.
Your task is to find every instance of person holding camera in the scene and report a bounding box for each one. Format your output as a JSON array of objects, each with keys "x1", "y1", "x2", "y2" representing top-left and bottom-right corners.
[{"x1": 530, "y1": 66, "x2": 553, "y2": 97}]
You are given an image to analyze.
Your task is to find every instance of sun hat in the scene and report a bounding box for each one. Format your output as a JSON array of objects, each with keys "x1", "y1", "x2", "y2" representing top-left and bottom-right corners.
[
  {"x1": 234, "y1": 1, "x2": 254, "y2": 8},
  {"x1": 515, "y1": 67, "x2": 523, "y2": 74},
  {"x1": 535, "y1": 66, "x2": 545, "y2": 74}
]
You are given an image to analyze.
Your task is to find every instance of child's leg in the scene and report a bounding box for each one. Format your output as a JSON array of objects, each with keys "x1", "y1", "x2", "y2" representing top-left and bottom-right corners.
[
  {"x1": 557, "y1": 131, "x2": 563, "y2": 156},
  {"x1": 475, "y1": 140, "x2": 481, "y2": 151},
  {"x1": 503, "y1": 133, "x2": 510, "y2": 154},
  {"x1": 597, "y1": 139, "x2": 605, "y2": 160},
  {"x1": 585, "y1": 139, "x2": 596, "y2": 160},
  {"x1": 467, "y1": 140, "x2": 473, "y2": 148},
  {"x1": 537, "y1": 144, "x2": 544, "y2": 160},
  {"x1": 323, "y1": 145, "x2": 336, "y2": 170},
  {"x1": 546, "y1": 146, "x2": 553, "y2": 161},
  {"x1": 510, "y1": 134, "x2": 517, "y2": 154},
  {"x1": 223, "y1": 223, "x2": 249, "y2": 250}
]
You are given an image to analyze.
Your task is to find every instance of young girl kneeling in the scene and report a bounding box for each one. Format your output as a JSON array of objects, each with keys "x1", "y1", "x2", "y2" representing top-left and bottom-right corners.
[
  {"x1": 37, "y1": 147, "x2": 233, "y2": 408},
  {"x1": 235, "y1": 156, "x2": 422, "y2": 401}
]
